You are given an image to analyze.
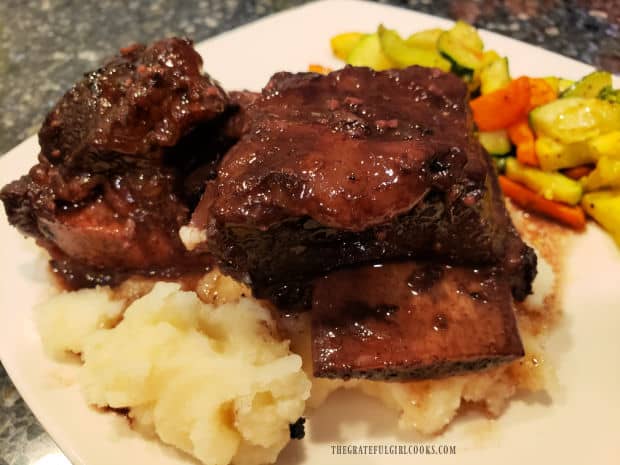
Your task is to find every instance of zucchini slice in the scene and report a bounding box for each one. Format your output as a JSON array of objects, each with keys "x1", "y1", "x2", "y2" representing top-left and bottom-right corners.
[
  {"x1": 505, "y1": 158, "x2": 583, "y2": 205},
  {"x1": 542, "y1": 77, "x2": 560, "y2": 94},
  {"x1": 558, "y1": 78, "x2": 574, "y2": 93},
  {"x1": 544, "y1": 77, "x2": 575, "y2": 94},
  {"x1": 438, "y1": 21, "x2": 484, "y2": 72},
  {"x1": 529, "y1": 97, "x2": 620, "y2": 144},
  {"x1": 478, "y1": 130, "x2": 512, "y2": 155},
  {"x1": 493, "y1": 156, "x2": 508, "y2": 174},
  {"x1": 535, "y1": 131, "x2": 620, "y2": 171},
  {"x1": 452, "y1": 20, "x2": 483, "y2": 51},
  {"x1": 599, "y1": 86, "x2": 620, "y2": 103},
  {"x1": 535, "y1": 137, "x2": 595, "y2": 171},
  {"x1": 469, "y1": 50, "x2": 501, "y2": 93},
  {"x1": 589, "y1": 131, "x2": 620, "y2": 160},
  {"x1": 405, "y1": 28, "x2": 444, "y2": 50},
  {"x1": 378, "y1": 26, "x2": 451, "y2": 71},
  {"x1": 582, "y1": 191, "x2": 620, "y2": 247},
  {"x1": 481, "y1": 50, "x2": 501, "y2": 65},
  {"x1": 583, "y1": 157, "x2": 620, "y2": 191},
  {"x1": 346, "y1": 33, "x2": 394, "y2": 71},
  {"x1": 560, "y1": 71, "x2": 612, "y2": 98},
  {"x1": 480, "y1": 57, "x2": 510, "y2": 94},
  {"x1": 331, "y1": 32, "x2": 365, "y2": 61}
]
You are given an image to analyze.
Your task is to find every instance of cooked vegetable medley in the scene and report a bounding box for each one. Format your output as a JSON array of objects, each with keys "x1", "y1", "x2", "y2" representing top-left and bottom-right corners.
[{"x1": 326, "y1": 23, "x2": 620, "y2": 247}]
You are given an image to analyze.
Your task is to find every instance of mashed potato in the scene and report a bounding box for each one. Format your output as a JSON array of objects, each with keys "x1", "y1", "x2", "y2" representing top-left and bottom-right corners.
[
  {"x1": 354, "y1": 329, "x2": 552, "y2": 434},
  {"x1": 36, "y1": 287, "x2": 124, "y2": 359},
  {"x1": 37, "y1": 281, "x2": 311, "y2": 465}
]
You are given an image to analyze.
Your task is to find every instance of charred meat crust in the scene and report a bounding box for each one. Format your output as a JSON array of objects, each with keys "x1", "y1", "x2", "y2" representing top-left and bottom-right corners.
[{"x1": 39, "y1": 37, "x2": 229, "y2": 170}]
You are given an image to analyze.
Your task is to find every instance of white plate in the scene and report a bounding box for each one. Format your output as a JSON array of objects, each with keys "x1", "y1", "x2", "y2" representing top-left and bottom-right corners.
[{"x1": 1, "y1": 1, "x2": 619, "y2": 464}]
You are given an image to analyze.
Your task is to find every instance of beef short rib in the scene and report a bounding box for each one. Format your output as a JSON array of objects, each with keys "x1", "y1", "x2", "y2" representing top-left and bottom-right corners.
[
  {"x1": 1, "y1": 38, "x2": 235, "y2": 288},
  {"x1": 193, "y1": 66, "x2": 536, "y2": 306}
]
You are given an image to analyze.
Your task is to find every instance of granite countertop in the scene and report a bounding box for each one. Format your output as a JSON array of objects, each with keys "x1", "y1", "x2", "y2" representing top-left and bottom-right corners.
[{"x1": 0, "y1": 0, "x2": 618, "y2": 464}]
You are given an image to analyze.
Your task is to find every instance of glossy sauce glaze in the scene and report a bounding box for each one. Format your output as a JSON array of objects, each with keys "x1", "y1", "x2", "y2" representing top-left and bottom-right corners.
[
  {"x1": 312, "y1": 262, "x2": 524, "y2": 381},
  {"x1": 39, "y1": 37, "x2": 229, "y2": 170},
  {"x1": 201, "y1": 66, "x2": 486, "y2": 231}
]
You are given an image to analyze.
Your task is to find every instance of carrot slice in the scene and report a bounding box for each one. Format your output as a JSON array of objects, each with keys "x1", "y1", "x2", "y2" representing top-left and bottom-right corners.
[
  {"x1": 499, "y1": 175, "x2": 586, "y2": 230},
  {"x1": 470, "y1": 76, "x2": 531, "y2": 131},
  {"x1": 308, "y1": 64, "x2": 333, "y2": 74},
  {"x1": 563, "y1": 164, "x2": 595, "y2": 180},
  {"x1": 507, "y1": 119, "x2": 533, "y2": 145},
  {"x1": 527, "y1": 77, "x2": 557, "y2": 110},
  {"x1": 516, "y1": 141, "x2": 539, "y2": 167},
  {"x1": 507, "y1": 119, "x2": 539, "y2": 166}
]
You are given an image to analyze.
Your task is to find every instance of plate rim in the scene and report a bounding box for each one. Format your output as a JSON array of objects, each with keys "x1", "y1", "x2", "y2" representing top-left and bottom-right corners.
[{"x1": 1, "y1": 2, "x2": 618, "y2": 465}]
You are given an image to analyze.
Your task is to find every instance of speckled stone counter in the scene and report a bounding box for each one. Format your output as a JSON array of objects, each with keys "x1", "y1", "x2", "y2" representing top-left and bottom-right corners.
[{"x1": 0, "y1": 1, "x2": 618, "y2": 464}]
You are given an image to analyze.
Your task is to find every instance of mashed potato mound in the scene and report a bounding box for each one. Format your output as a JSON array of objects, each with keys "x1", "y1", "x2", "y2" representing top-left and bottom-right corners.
[
  {"x1": 354, "y1": 330, "x2": 552, "y2": 434},
  {"x1": 36, "y1": 287, "x2": 124, "y2": 359},
  {"x1": 38, "y1": 282, "x2": 311, "y2": 465}
]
